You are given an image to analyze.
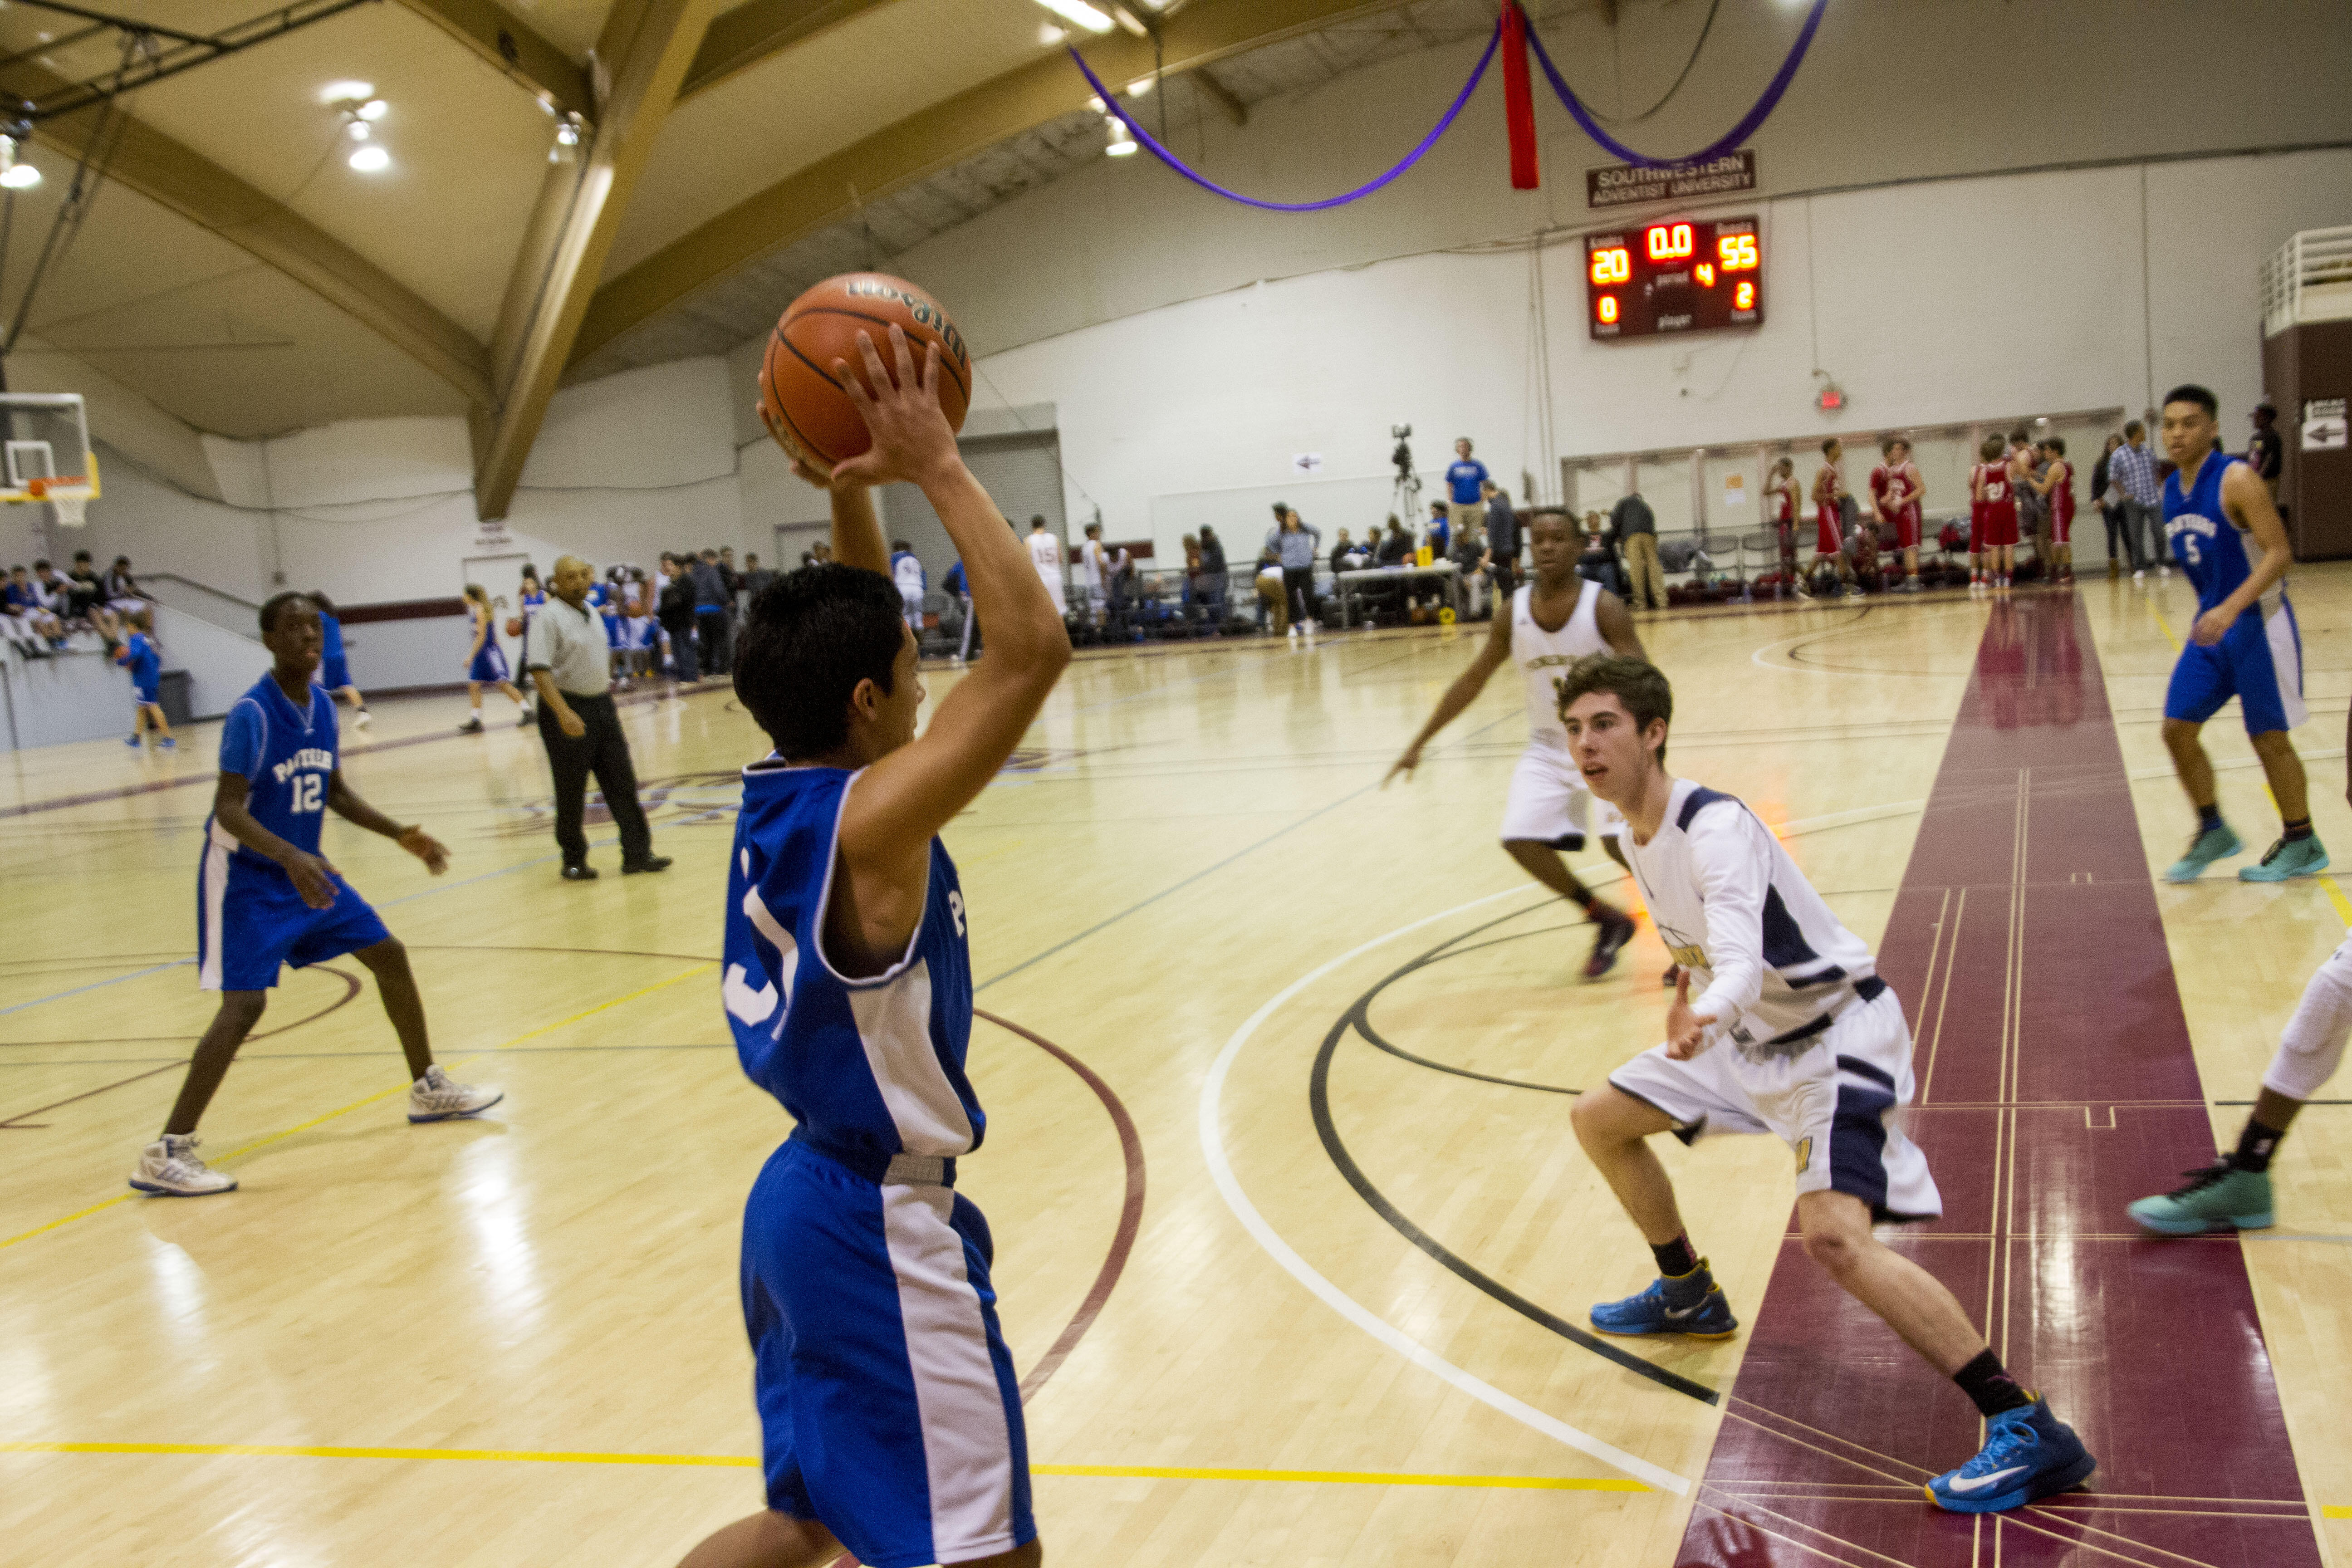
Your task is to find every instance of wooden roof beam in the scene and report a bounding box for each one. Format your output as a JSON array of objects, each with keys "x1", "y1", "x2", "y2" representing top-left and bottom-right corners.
[
  {"x1": 680, "y1": 0, "x2": 893, "y2": 101},
  {"x1": 392, "y1": 0, "x2": 596, "y2": 118}
]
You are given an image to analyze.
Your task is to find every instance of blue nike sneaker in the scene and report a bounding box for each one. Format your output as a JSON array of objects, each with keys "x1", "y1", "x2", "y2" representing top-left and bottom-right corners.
[
  {"x1": 1589, "y1": 1270, "x2": 1739, "y2": 1339},
  {"x1": 2163, "y1": 824, "x2": 2242, "y2": 882},
  {"x1": 2239, "y1": 834, "x2": 2328, "y2": 882},
  {"x1": 1926, "y1": 1400, "x2": 2096, "y2": 1513}
]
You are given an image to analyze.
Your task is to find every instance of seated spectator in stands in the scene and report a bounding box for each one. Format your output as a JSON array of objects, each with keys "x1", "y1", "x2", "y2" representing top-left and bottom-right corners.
[
  {"x1": 5, "y1": 564, "x2": 59, "y2": 650},
  {"x1": 65, "y1": 550, "x2": 103, "y2": 620},
  {"x1": 103, "y1": 555, "x2": 141, "y2": 609},
  {"x1": 29, "y1": 560, "x2": 72, "y2": 643},
  {"x1": 1328, "y1": 529, "x2": 1358, "y2": 573},
  {"x1": 1254, "y1": 549, "x2": 1290, "y2": 634},
  {"x1": 1196, "y1": 525, "x2": 1228, "y2": 620},
  {"x1": 1377, "y1": 517, "x2": 1414, "y2": 565}
]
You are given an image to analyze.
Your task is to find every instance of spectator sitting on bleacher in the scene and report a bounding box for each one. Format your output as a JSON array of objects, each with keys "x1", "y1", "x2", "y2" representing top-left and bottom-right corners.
[
  {"x1": 1196, "y1": 526, "x2": 1228, "y2": 622},
  {"x1": 1377, "y1": 517, "x2": 1413, "y2": 565},
  {"x1": 1328, "y1": 529, "x2": 1364, "y2": 573},
  {"x1": 3, "y1": 564, "x2": 54, "y2": 655},
  {"x1": 103, "y1": 556, "x2": 142, "y2": 610}
]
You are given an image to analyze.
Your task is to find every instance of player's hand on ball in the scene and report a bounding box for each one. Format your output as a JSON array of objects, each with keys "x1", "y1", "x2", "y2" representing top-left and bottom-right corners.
[
  {"x1": 1665, "y1": 970, "x2": 1713, "y2": 1060},
  {"x1": 398, "y1": 824, "x2": 450, "y2": 876},
  {"x1": 284, "y1": 850, "x2": 339, "y2": 911},
  {"x1": 830, "y1": 327, "x2": 956, "y2": 489},
  {"x1": 2190, "y1": 608, "x2": 2232, "y2": 647}
]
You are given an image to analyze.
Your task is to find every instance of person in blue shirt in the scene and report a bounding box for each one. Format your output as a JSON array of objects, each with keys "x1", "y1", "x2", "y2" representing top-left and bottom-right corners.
[
  {"x1": 2151, "y1": 383, "x2": 2325, "y2": 885},
  {"x1": 1426, "y1": 497, "x2": 1451, "y2": 559},
  {"x1": 943, "y1": 557, "x2": 980, "y2": 662},
  {"x1": 308, "y1": 590, "x2": 370, "y2": 730},
  {"x1": 113, "y1": 607, "x2": 174, "y2": 749},
  {"x1": 1444, "y1": 436, "x2": 1491, "y2": 537},
  {"x1": 686, "y1": 324, "x2": 1068, "y2": 1568},
  {"x1": 127, "y1": 592, "x2": 502, "y2": 1198}
]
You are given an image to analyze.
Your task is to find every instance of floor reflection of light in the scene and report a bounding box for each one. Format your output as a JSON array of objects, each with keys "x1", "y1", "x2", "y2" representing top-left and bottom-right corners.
[
  {"x1": 0, "y1": 1308, "x2": 53, "y2": 1427},
  {"x1": 457, "y1": 1137, "x2": 544, "y2": 1339},
  {"x1": 146, "y1": 1239, "x2": 211, "y2": 1347}
]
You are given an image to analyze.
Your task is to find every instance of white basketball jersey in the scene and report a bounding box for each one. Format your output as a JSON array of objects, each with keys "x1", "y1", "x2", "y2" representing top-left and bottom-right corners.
[
  {"x1": 1027, "y1": 532, "x2": 1062, "y2": 570},
  {"x1": 1513, "y1": 579, "x2": 1607, "y2": 748}
]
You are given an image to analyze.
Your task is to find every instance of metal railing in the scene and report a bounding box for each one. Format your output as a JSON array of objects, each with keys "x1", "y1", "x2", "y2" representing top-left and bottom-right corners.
[{"x1": 141, "y1": 571, "x2": 262, "y2": 639}]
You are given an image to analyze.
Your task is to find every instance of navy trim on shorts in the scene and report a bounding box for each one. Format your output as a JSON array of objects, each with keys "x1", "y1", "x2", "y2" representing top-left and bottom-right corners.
[
  {"x1": 787, "y1": 1125, "x2": 957, "y2": 1188},
  {"x1": 1836, "y1": 1053, "x2": 1897, "y2": 1090},
  {"x1": 1828, "y1": 1081, "x2": 1896, "y2": 1215}
]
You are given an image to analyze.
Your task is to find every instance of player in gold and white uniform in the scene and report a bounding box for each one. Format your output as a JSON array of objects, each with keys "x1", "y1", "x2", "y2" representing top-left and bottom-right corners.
[{"x1": 1387, "y1": 511, "x2": 1645, "y2": 978}]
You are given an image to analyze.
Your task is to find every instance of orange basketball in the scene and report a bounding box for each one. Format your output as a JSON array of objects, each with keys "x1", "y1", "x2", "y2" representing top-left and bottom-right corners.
[
  {"x1": 505, "y1": 616, "x2": 523, "y2": 638},
  {"x1": 758, "y1": 272, "x2": 970, "y2": 468}
]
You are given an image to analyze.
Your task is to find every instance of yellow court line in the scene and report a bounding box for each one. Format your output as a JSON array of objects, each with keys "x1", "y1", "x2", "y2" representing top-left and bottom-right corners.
[
  {"x1": 2328, "y1": 1505, "x2": 2352, "y2": 1520},
  {"x1": 0, "y1": 962, "x2": 714, "y2": 1254},
  {"x1": 0, "y1": 1441, "x2": 1646, "y2": 1491}
]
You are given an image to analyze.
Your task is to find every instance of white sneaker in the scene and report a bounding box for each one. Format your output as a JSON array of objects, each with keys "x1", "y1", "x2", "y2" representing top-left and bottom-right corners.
[
  {"x1": 1286, "y1": 623, "x2": 1299, "y2": 639},
  {"x1": 353, "y1": 709, "x2": 372, "y2": 730},
  {"x1": 129, "y1": 1133, "x2": 237, "y2": 1196},
  {"x1": 408, "y1": 1064, "x2": 504, "y2": 1123},
  {"x1": 516, "y1": 705, "x2": 534, "y2": 727},
  {"x1": 2159, "y1": 565, "x2": 2171, "y2": 578}
]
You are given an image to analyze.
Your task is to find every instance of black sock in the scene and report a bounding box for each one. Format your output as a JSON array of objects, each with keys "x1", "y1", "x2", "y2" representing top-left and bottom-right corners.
[
  {"x1": 1564, "y1": 887, "x2": 1596, "y2": 912},
  {"x1": 1953, "y1": 1349, "x2": 2034, "y2": 1417},
  {"x1": 2197, "y1": 803, "x2": 2223, "y2": 834},
  {"x1": 2232, "y1": 1117, "x2": 2288, "y2": 1173},
  {"x1": 1651, "y1": 1235, "x2": 1700, "y2": 1280},
  {"x1": 2283, "y1": 817, "x2": 2314, "y2": 844}
]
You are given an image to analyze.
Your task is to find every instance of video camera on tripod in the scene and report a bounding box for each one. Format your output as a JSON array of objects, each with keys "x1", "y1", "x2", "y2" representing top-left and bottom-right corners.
[{"x1": 1389, "y1": 423, "x2": 1421, "y2": 520}]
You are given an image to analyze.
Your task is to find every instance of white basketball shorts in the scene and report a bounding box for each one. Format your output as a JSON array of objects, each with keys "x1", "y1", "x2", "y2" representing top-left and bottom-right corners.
[
  {"x1": 1607, "y1": 984, "x2": 1942, "y2": 1222},
  {"x1": 1499, "y1": 742, "x2": 1622, "y2": 848}
]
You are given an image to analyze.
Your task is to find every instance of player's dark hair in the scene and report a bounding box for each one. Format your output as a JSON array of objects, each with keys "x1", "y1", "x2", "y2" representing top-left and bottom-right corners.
[
  {"x1": 1880, "y1": 435, "x2": 1907, "y2": 455},
  {"x1": 257, "y1": 590, "x2": 314, "y2": 636},
  {"x1": 2008, "y1": 427, "x2": 2031, "y2": 444},
  {"x1": 1556, "y1": 655, "x2": 1672, "y2": 766},
  {"x1": 2124, "y1": 420, "x2": 2144, "y2": 438},
  {"x1": 309, "y1": 589, "x2": 336, "y2": 613},
  {"x1": 1819, "y1": 437, "x2": 1838, "y2": 456},
  {"x1": 2163, "y1": 383, "x2": 2219, "y2": 419},
  {"x1": 2046, "y1": 436, "x2": 2067, "y2": 457},
  {"x1": 735, "y1": 564, "x2": 906, "y2": 760},
  {"x1": 1980, "y1": 433, "x2": 2006, "y2": 461}
]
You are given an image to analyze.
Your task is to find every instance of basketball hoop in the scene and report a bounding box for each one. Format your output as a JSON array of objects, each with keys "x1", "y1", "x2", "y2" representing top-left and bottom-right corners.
[{"x1": 51, "y1": 494, "x2": 85, "y2": 527}]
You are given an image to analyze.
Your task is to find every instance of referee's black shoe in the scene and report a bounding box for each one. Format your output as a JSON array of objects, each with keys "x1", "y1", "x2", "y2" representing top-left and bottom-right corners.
[
  {"x1": 622, "y1": 855, "x2": 673, "y2": 875},
  {"x1": 562, "y1": 863, "x2": 599, "y2": 881}
]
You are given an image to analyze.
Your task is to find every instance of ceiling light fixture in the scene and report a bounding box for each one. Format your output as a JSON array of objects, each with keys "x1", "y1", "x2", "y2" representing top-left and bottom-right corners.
[
  {"x1": 0, "y1": 139, "x2": 37, "y2": 190},
  {"x1": 347, "y1": 121, "x2": 369, "y2": 140},
  {"x1": 348, "y1": 145, "x2": 390, "y2": 173},
  {"x1": 1032, "y1": 0, "x2": 1114, "y2": 35},
  {"x1": 320, "y1": 79, "x2": 373, "y2": 104},
  {"x1": 356, "y1": 98, "x2": 387, "y2": 121},
  {"x1": 1126, "y1": 76, "x2": 1153, "y2": 96},
  {"x1": 1038, "y1": 23, "x2": 1066, "y2": 46},
  {"x1": 548, "y1": 111, "x2": 586, "y2": 162},
  {"x1": 1105, "y1": 129, "x2": 1137, "y2": 157}
]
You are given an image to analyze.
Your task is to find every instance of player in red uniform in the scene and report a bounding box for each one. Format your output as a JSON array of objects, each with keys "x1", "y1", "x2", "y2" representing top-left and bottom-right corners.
[
  {"x1": 2034, "y1": 437, "x2": 2076, "y2": 586},
  {"x1": 1972, "y1": 433, "x2": 2019, "y2": 592},
  {"x1": 1870, "y1": 436, "x2": 1925, "y2": 594},
  {"x1": 1765, "y1": 456, "x2": 1799, "y2": 595},
  {"x1": 1808, "y1": 437, "x2": 1858, "y2": 598}
]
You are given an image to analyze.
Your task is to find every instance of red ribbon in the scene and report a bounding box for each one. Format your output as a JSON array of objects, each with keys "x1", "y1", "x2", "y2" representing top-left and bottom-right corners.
[{"x1": 1501, "y1": 1, "x2": 1539, "y2": 190}]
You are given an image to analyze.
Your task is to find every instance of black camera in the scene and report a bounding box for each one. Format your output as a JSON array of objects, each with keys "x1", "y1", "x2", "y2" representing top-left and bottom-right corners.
[{"x1": 1390, "y1": 423, "x2": 1413, "y2": 478}]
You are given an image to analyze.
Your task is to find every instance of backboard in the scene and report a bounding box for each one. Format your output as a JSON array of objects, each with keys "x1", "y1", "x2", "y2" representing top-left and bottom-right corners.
[{"x1": 0, "y1": 393, "x2": 98, "y2": 503}]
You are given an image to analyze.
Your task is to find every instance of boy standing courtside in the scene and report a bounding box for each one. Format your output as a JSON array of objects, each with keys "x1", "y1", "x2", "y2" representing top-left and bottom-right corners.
[
  {"x1": 683, "y1": 324, "x2": 1067, "y2": 1568},
  {"x1": 129, "y1": 593, "x2": 499, "y2": 1197},
  {"x1": 116, "y1": 608, "x2": 174, "y2": 749},
  {"x1": 1808, "y1": 438, "x2": 1858, "y2": 598},
  {"x1": 1869, "y1": 436, "x2": 1925, "y2": 593},
  {"x1": 1387, "y1": 511, "x2": 1644, "y2": 978},
  {"x1": 1557, "y1": 655, "x2": 2096, "y2": 1514},
  {"x1": 2151, "y1": 384, "x2": 2324, "y2": 883}
]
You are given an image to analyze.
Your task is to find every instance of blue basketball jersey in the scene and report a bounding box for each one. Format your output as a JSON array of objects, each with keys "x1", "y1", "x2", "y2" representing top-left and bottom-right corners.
[
  {"x1": 318, "y1": 612, "x2": 346, "y2": 662},
  {"x1": 121, "y1": 632, "x2": 160, "y2": 689},
  {"x1": 2165, "y1": 453, "x2": 2256, "y2": 614},
  {"x1": 722, "y1": 761, "x2": 981, "y2": 1172},
  {"x1": 212, "y1": 673, "x2": 338, "y2": 874}
]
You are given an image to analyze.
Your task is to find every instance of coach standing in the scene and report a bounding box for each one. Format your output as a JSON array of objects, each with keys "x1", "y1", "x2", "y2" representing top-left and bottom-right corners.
[{"x1": 526, "y1": 555, "x2": 671, "y2": 882}]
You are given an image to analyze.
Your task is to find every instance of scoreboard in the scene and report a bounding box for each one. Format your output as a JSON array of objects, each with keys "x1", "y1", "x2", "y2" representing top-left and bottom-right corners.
[{"x1": 1586, "y1": 216, "x2": 1762, "y2": 340}]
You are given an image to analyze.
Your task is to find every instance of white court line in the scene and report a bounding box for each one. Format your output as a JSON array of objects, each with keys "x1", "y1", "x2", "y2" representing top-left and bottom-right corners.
[
  {"x1": 1198, "y1": 885, "x2": 1692, "y2": 1497},
  {"x1": 1196, "y1": 800, "x2": 1935, "y2": 1500}
]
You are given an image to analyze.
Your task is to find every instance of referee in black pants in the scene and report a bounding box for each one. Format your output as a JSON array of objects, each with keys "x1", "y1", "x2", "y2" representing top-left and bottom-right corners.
[{"x1": 525, "y1": 555, "x2": 671, "y2": 882}]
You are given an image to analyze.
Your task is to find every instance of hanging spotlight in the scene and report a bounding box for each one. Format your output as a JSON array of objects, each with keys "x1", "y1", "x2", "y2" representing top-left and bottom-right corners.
[
  {"x1": 356, "y1": 98, "x2": 388, "y2": 122},
  {"x1": 348, "y1": 145, "x2": 391, "y2": 173},
  {"x1": 548, "y1": 111, "x2": 586, "y2": 163},
  {"x1": 1105, "y1": 125, "x2": 1138, "y2": 157},
  {"x1": 1032, "y1": 0, "x2": 1113, "y2": 33},
  {"x1": 0, "y1": 136, "x2": 39, "y2": 191},
  {"x1": 320, "y1": 79, "x2": 374, "y2": 104},
  {"x1": 1126, "y1": 76, "x2": 1153, "y2": 96}
]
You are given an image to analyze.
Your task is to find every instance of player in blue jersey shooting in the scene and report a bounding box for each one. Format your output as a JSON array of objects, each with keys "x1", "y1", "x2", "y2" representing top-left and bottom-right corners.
[
  {"x1": 2152, "y1": 383, "x2": 2324, "y2": 883},
  {"x1": 683, "y1": 324, "x2": 1068, "y2": 1568},
  {"x1": 129, "y1": 592, "x2": 501, "y2": 1197}
]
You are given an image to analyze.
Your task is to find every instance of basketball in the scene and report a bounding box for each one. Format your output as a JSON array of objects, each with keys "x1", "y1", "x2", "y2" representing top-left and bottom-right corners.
[
  {"x1": 757, "y1": 272, "x2": 971, "y2": 468},
  {"x1": 505, "y1": 616, "x2": 523, "y2": 637}
]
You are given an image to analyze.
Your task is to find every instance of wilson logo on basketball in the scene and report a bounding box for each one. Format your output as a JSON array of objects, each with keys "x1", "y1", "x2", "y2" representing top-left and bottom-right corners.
[{"x1": 843, "y1": 279, "x2": 968, "y2": 367}]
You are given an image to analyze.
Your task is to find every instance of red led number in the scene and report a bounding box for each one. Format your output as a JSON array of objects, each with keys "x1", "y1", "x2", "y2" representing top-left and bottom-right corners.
[
  {"x1": 1590, "y1": 247, "x2": 1631, "y2": 285},
  {"x1": 1645, "y1": 223, "x2": 1693, "y2": 261},
  {"x1": 1695, "y1": 263, "x2": 1715, "y2": 287},
  {"x1": 1734, "y1": 280, "x2": 1755, "y2": 310},
  {"x1": 1717, "y1": 233, "x2": 1759, "y2": 270},
  {"x1": 1598, "y1": 295, "x2": 1619, "y2": 323}
]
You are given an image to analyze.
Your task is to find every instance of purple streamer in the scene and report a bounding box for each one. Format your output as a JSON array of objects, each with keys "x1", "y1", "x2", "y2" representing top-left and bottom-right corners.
[
  {"x1": 1525, "y1": 0, "x2": 1828, "y2": 169},
  {"x1": 1067, "y1": 18, "x2": 1500, "y2": 213}
]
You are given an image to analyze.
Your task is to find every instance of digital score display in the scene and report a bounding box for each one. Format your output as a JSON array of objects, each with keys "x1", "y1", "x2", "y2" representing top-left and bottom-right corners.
[{"x1": 1586, "y1": 216, "x2": 1762, "y2": 340}]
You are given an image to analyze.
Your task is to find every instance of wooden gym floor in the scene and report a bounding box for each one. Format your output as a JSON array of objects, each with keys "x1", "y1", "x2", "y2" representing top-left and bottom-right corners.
[{"x1": 3, "y1": 570, "x2": 2349, "y2": 1566}]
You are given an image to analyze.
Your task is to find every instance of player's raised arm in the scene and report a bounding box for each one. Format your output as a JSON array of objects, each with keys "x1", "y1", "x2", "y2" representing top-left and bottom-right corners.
[
  {"x1": 1387, "y1": 601, "x2": 1514, "y2": 784},
  {"x1": 829, "y1": 325, "x2": 1070, "y2": 883}
]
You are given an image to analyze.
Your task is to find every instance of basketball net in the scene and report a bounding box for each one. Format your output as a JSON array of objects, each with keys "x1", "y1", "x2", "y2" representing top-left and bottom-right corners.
[{"x1": 50, "y1": 495, "x2": 84, "y2": 527}]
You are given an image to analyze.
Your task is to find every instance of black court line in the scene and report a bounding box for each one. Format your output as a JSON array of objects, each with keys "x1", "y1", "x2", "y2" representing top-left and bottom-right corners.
[{"x1": 1307, "y1": 902, "x2": 1722, "y2": 1406}]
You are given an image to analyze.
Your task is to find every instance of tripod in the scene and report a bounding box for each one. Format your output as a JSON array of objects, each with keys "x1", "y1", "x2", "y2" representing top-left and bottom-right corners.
[{"x1": 1392, "y1": 468, "x2": 1422, "y2": 539}]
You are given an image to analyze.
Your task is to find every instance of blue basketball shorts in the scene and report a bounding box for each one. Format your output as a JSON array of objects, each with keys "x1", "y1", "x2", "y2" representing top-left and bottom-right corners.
[
  {"x1": 197, "y1": 834, "x2": 390, "y2": 992},
  {"x1": 132, "y1": 681, "x2": 159, "y2": 706},
  {"x1": 2164, "y1": 596, "x2": 2307, "y2": 736},
  {"x1": 740, "y1": 1137, "x2": 1033, "y2": 1568},
  {"x1": 467, "y1": 640, "x2": 509, "y2": 684}
]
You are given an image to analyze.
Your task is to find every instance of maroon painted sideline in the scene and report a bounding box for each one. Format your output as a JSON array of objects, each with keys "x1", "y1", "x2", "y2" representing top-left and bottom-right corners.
[{"x1": 1678, "y1": 593, "x2": 2323, "y2": 1567}]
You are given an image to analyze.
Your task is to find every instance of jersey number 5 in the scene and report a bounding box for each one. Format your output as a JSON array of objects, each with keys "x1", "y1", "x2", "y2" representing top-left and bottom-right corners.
[
  {"x1": 2178, "y1": 535, "x2": 2201, "y2": 566},
  {"x1": 291, "y1": 774, "x2": 324, "y2": 814}
]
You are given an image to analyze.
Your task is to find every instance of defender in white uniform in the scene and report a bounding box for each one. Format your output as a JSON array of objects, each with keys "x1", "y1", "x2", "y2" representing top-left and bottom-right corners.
[
  {"x1": 1388, "y1": 510, "x2": 1643, "y2": 978},
  {"x1": 1024, "y1": 518, "x2": 1067, "y2": 615},
  {"x1": 1556, "y1": 655, "x2": 2096, "y2": 1517}
]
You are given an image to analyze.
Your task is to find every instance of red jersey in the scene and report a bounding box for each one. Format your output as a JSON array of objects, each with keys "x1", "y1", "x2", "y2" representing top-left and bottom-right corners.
[
  {"x1": 1973, "y1": 462, "x2": 2018, "y2": 548},
  {"x1": 2047, "y1": 458, "x2": 2074, "y2": 543},
  {"x1": 1812, "y1": 463, "x2": 1844, "y2": 554},
  {"x1": 1769, "y1": 475, "x2": 1795, "y2": 525},
  {"x1": 1871, "y1": 462, "x2": 1922, "y2": 549}
]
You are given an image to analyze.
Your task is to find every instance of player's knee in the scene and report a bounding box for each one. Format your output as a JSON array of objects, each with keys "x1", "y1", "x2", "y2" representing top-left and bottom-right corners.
[
  {"x1": 1799, "y1": 1225, "x2": 1864, "y2": 1279},
  {"x1": 357, "y1": 936, "x2": 408, "y2": 971},
  {"x1": 2160, "y1": 718, "x2": 2201, "y2": 751},
  {"x1": 1570, "y1": 1088, "x2": 1632, "y2": 1150}
]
